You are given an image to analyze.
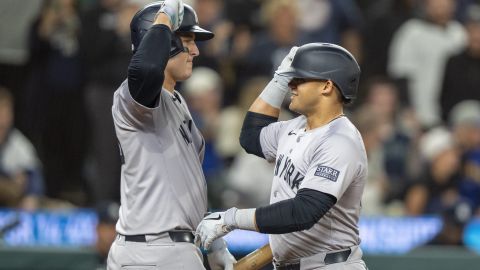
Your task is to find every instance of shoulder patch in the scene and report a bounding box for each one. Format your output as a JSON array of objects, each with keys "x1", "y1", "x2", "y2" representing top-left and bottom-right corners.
[{"x1": 314, "y1": 165, "x2": 340, "y2": 182}]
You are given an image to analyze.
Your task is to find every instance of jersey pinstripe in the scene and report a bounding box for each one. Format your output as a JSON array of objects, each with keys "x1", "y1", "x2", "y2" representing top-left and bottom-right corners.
[
  {"x1": 112, "y1": 80, "x2": 207, "y2": 235},
  {"x1": 260, "y1": 115, "x2": 367, "y2": 260}
]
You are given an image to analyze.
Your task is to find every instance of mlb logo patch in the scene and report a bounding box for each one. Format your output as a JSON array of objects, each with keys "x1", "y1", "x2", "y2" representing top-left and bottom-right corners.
[{"x1": 314, "y1": 166, "x2": 340, "y2": 182}]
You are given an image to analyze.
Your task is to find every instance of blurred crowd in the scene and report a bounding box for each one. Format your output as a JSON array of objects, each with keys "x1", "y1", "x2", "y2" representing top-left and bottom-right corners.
[{"x1": 1, "y1": 0, "x2": 480, "y2": 251}]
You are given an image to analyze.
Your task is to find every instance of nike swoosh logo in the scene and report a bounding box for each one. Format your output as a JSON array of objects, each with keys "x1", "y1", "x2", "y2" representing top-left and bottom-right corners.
[
  {"x1": 288, "y1": 130, "x2": 297, "y2": 136},
  {"x1": 205, "y1": 214, "x2": 221, "y2": 220}
]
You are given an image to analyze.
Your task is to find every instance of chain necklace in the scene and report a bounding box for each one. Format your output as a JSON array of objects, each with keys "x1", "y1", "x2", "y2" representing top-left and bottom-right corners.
[{"x1": 328, "y1": 113, "x2": 345, "y2": 124}]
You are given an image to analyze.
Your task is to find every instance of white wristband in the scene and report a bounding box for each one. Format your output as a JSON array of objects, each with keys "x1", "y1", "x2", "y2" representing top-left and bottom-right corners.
[
  {"x1": 235, "y1": 208, "x2": 257, "y2": 231},
  {"x1": 259, "y1": 75, "x2": 290, "y2": 108}
]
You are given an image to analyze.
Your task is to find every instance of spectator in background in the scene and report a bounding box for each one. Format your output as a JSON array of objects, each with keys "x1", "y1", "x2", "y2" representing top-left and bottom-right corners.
[
  {"x1": 362, "y1": 0, "x2": 418, "y2": 87},
  {"x1": 190, "y1": 0, "x2": 226, "y2": 70},
  {"x1": 351, "y1": 105, "x2": 388, "y2": 216},
  {"x1": 460, "y1": 150, "x2": 480, "y2": 216},
  {"x1": 223, "y1": 0, "x2": 262, "y2": 30},
  {"x1": 95, "y1": 201, "x2": 119, "y2": 269},
  {"x1": 354, "y1": 77, "x2": 422, "y2": 216},
  {"x1": 448, "y1": 101, "x2": 480, "y2": 215},
  {"x1": 0, "y1": 0, "x2": 43, "y2": 130},
  {"x1": 426, "y1": 200, "x2": 473, "y2": 246},
  {"x1": 404, "y1": 127, "x2": 462, "y2": 215},
  {"x1": 239, "y1": 0, "x2": 301, "y2": 78},
  {"x1": 215, "y1": 77, "x2": 271, "y2": 164},
  {"x1": 440, "y1": 4, "x2": 480, "y2": 120},
  {"x1": 367, "y1": 77, "x2": 422, "y2": 211},
  {"x1": 388, "y1": 0, "x2": 467, "y2": 129},
  {"x1": 182, "y1": 67, "x2": 224, "y2": 183},
  {"x1": 0, "y1": 86, "x2": 44, "y2": 210},
  {"x1": 23, "y1": 0, "x2": 89, "y2": 206},
  {"x1": 79, "y1": 0, "x2": 142, "y2": 205},
  {"x1": 449, "y1": 100, "x2": 480, "y2": 155},
  {"x1": 191, "y1": 0, "x2": 243, "y2": 106},
  {"x1": 296, "y1": 0, "x2": 363, "y2": 62}
]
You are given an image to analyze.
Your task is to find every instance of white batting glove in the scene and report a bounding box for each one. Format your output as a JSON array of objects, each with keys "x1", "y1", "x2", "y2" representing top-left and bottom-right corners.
[
  {"x1": 195, "y1": 209, "x2": 237, "y2": 250},
  {"x1": 158, "y1": 0, "x2": 184, "y2": 31},
  {"x1": 207, "y1": 238, "x2": 237, "y2": 270},
  {"x1": 276, "y1": 46, "x2": 299, "y2": 76},
  {"x1": 259, "y1": 46, "x2": 299, "y2": 108}
]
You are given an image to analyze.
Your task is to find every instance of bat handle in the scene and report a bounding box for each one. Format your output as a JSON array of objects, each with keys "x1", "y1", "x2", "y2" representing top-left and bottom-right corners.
[{"x1": 234, "y1": 244, "x2": 273, "y2": 270}]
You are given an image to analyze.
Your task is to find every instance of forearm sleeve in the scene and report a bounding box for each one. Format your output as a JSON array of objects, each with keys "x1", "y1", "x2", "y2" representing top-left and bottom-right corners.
[
  {"x1": 239, "y1": 111, "x2": 278, "y2": 158},
  {"x1": 127, "y1": 24, "x2": 172, "y2": 107},
  {"x1": 255, "y1": 188, "x2": 337, "y2": 234}
]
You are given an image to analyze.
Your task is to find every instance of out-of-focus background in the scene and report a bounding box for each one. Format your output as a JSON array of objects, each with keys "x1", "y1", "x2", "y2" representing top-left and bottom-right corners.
[{"x1": 0, "y1": 0, "x2": 480, "y2": 269}]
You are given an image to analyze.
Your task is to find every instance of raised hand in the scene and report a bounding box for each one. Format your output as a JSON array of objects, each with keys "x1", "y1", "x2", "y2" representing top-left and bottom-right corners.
[{"x1": 158, "y1": 0, "x2": 184, "y2": 30}]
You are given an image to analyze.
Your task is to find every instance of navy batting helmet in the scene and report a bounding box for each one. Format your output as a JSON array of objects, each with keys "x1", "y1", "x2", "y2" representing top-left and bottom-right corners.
[
  {"x1": 281, "y1": 43, "x2": 361, "y2": 102},
  {"x1": 130, "y1": 2, "x2": 214, "y2": 56}
]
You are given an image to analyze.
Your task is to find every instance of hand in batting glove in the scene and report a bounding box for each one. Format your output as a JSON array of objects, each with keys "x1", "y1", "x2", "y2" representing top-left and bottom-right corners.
[
  {"x1": 195, "y1": 209, "x2": 237, "y2": 250},
  {"x1": 276, "y1": 46, "x2": 299, "y2": 76},
  {"x1": 158, "y1": 0, "x2": 184, "y2": 31},
  {"x1": 259, "y1": 46, "x2": 299, "y2": 108},
  {"x1": 273, "y1": 46, "x2": 299, "y2": 88},
  {"x1": 207, "y1": 238, "x2": 237, "y2": 270}
]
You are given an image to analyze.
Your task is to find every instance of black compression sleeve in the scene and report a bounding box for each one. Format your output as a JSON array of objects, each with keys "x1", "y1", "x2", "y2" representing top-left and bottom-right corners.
[
  {"x1": 128, "y1": 24, "x2": 172, "y2": 108},
  {"x1": 255, "y1": 188, "x2": 337, "y2": 234},
  {"x1": 239, "y1": 111, "x2": 278, "y2": 158}
]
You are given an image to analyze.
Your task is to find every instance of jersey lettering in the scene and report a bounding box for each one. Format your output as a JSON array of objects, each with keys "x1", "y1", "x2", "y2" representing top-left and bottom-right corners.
[
  {"x1": 291, "y1": 172, "x2": 304, "y2": 190},
  {"x1": 274, "y1": 154, "x2": 305, "y2": 191},
  {"x1": 275, "y1": 154, "x2": 284, "y2": 175}
]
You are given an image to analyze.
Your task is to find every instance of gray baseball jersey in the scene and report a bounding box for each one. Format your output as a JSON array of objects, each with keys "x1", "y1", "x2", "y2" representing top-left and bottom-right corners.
[
  {"x1": 260, "y1": 115, "x2": 367, "y2": 260},
  {"x1": 112, "y1": 80, "x2": 207, "y2": 235}
]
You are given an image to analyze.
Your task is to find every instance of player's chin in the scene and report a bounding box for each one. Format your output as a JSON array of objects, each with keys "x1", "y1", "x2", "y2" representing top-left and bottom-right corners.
[
  {"x1": 288, "y1": 100, "x2": 297, "y2": 112},
  {"x1": 185, "y1": 62, "x2": 193, "y2": 73},
  {"x1": 179, "y1": 68, "x2": 193, "y2": 81}
]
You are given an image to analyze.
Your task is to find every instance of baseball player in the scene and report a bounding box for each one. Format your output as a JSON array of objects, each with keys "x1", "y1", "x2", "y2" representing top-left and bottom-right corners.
[
  {"x1": 107, "y1": 1, "x2": 236, "y2": 269},
  {"x1": 196, "y1": 43, "x2": 368, "y2": 270}
]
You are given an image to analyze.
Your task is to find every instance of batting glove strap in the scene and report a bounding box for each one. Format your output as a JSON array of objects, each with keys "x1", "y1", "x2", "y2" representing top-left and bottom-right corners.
[{"x1": 225, "y1": 207, "x2": 257, "y2": 232}]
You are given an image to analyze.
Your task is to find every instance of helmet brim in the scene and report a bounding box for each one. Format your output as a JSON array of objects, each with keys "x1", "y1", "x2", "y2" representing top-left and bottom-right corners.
[
  {"x1": 278, "y1": 66, "x2": 322, "y2": 80},
  {"x1": 176, "y1": 25, "x2": 214, "y2": 41}
]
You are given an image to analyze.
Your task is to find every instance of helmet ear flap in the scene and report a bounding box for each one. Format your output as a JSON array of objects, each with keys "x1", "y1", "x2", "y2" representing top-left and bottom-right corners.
[{"x1": 169, "y1": 34, "x2": 189, "y2": 57}]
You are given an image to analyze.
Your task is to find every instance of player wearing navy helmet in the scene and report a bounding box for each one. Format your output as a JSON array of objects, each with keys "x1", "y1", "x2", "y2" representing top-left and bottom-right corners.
[
  {"x1": 107, "y1": 1, "x2": 235, "y2": 269},
  {"x1": 196, "y1": 43, "x2": 368, "y2": 270}
]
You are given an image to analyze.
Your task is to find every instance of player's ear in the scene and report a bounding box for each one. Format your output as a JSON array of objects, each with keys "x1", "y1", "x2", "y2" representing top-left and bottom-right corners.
[{"x1": 320, "y1": 80, "x2": 334, "y2": 94}]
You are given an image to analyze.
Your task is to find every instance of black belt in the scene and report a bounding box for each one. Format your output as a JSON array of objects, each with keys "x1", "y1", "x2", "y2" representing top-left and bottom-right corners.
[
  {"x1": 274, "y1": 249, "x2": 351, "y2": 270},
  {"x1": 122, "y1": 231, "x2": 195, "y2": 244}
]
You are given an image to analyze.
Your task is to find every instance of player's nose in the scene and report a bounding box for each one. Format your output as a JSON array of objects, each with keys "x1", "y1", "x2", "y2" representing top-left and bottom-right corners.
[{"x1": 190, "y1": 43, "x2": 199, "y2": 57}]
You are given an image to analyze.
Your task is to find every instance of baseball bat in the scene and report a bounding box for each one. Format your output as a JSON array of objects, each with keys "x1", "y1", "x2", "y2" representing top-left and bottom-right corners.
[{"x1": 234, "y1": 244, "x2": 273, "y2": 270}]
